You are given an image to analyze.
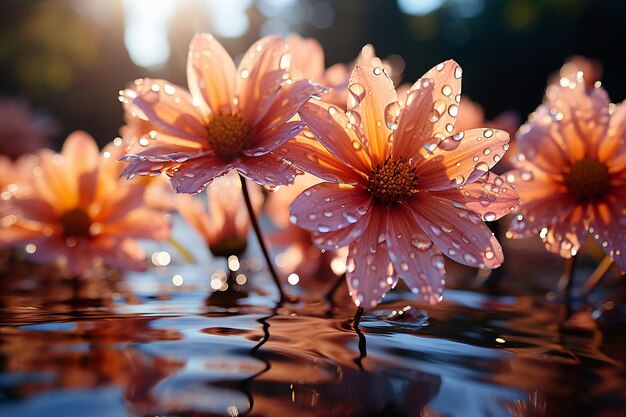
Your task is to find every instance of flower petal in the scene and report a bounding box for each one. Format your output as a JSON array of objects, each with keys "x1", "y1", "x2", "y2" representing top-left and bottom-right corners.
[
  {"x1": 542, "y1": 205, "x2": 587, "y2": 258},
  {"x1": 289, "y1": 182, "x2": 372, "y2": 233},
  {"x1": 121, "y1": 78, "x2": 208, "y2": 142},
  {"x1": 101, "y1": 208, "x2": 170, "y2": 240},
  {"x1": 385, "y1": 204, "x2": 445, "y2": 304},
  {"x1": 416, "y1": 128, "x2": 511, "y2": 190},
  {"x1": 298, "y1": 101, "x2": 372, "y2": 175},
  {"x1": 169, "y1": 155, "x2": 233, "y2": 194},
  {"x1": 601, "y1": 100, "x2": 626, "y2": 173},
  {"x1": 345, "y1": 205, "x2": 396, "y2": 309},
  {"x1": 93, "y1": 238, "x2": 148, "y2": 272},
  {"x1": 393, "y1": 79, "x2": 435, "y2": 161},
  {"x1": 236, "y1": 36, "x2": 289, "y2": 125},
  {"x1": 187, "y1": 33, "x2": 236, "y2": 116},
  {"x1": 348, "y1": 64, "x2": 398, "y2": 165},
  {"x1": 236, "y1": 153, "x2": 297, "y2": 187},
  {"x1": 244, "y1": 121, "x2": 304, "y2": 157},
  {"x1": 431, "y1": 172, "x2": 519, "y2": 221},
  {"x1": 407, "y1": 60, "x2": 462, "y2": 142},
  {"x1": 407, "y1": 193, "x2": 504, "y2": 268},
  {"x1": 62, "y1": 131, "x2": 100, "y2": 208},
  {"x1": 588, "y1": 193, "x2": 626, "y2": 273}
]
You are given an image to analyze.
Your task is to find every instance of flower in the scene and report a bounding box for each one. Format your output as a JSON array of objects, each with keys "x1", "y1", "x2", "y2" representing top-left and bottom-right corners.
[
  {"x1": 119, "y1": 34, "x2": 324, "y2": 194},
  {"x1": 175, "y1": 171, "x2": 263, "y2": 258},
  {"x1": 0, "y1": 97, "x2": 58, "y2": 159},
  {"x1": 505, "y1": 71, "x2": 626, "y2": 272},
  {"x1": 287, "y1": 60, "x2": 519, "y2": 308},
  {"x1": 0, "y1": 131, "x2": 170, "y2": 276}
]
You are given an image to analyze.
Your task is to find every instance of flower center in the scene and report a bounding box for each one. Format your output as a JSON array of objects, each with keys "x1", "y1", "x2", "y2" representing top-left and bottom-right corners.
[
  {"x1": 563, "y1": 157, "x2": 610, "y2": 203},
  {"x1": 368, "y1": 157, "x2": 419, "y2": 205},
  {"x1": 60, "y1": 208, "x2": 92, "y2": 238},
  {"x1": 207, "y1": 114, "x2": 250, "y2": 160}
]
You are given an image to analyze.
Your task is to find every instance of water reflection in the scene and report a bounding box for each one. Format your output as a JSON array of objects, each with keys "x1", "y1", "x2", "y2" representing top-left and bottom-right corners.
[{"x1": 0, "y1": 261, "x2": 624, "y2": 417}]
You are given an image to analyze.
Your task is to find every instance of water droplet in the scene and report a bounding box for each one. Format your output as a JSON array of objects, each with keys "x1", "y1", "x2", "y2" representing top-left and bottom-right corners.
[
  {"x1": 431, "y1": 254, "x2": 445, "y2": 269},
  {"x1": 484, "y1": 129, "x2": 494, "y2": 138},
  {"x1": 400, "y1": 261, "x2": 409, "y2": 272},
  {"x1": 430, "y1": 225, "x2": 442, "y2": 236},
  {"x1": 454, "y1": 66, "x2": 463, "y2": 79},
  {"x1": 138, "y1": 137, "x2": 150, "y2": 147},
  {"x1": 303, "y1": 190, "x2": 312, "y2": 197},
  {"x1": 483, "y1": 148, "x2": 492, "y2": 156},
  {"x1": 384, "y1": 101, "x2": 401, "y2": 130},
  {"x1": 453, "y1": 132, "x2": 465, "y2": 141},
  {"x1": 485, "y1": 249, "x2": 495, "y2": 260},
  {"x1": 441, "y1": 224, "x2": 453, "y2": 233},
  {"x1": 347, "y1": 83, "x2": 366, "y2": 109},
  {"x1": 352, "y1": 140, "x2": 362, "y2": 150},
  {"x1": 441, "y1": 84, "x2": 453, "y2": 96},
  {"x1": 279, "y1": 53, "x2": 291, "y2": 70},
  {"x1": 373, "y1": 67, "x2": 382, "y2": 75},
  {"x1": 308, "y1": 213, "x2": 317, "y2": 221},
  {"x1": 428, "y1": 110, "x2": 440, "y2": 123},
  {"x1": 448, "y1": 104, "x2": 459, "y2": 117},
  {"x1": 484, "y1": 212, "x2": 497, "y2": 221},
  {"x1": 463, "y1": 253, "x2": 477, "y2": 265},
  {"x1": 323, "y1": 210, "x2": 333, "y2": 218},
  {"x1": 436, "y1": 62, "x2": 445, "y2": 71},
  {"x1": 411, "y1": 237, "x2": 433, "y2": 251},
  {"x1": 240, "y1": 69, "x2": 249, "y2": 79}
]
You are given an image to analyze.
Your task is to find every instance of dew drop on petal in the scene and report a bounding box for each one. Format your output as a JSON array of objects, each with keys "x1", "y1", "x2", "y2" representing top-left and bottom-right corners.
[
  {"x1": 431, "y1": 254, "x2": 445, "y2": 269},
  {"x1": 384, "y1": 101, "x2": 401, "y2": 131},
  {"x1": 441, "y1": 85, "x2": 453, "y2": 96},
  {"x1": 448, "y1": 104, "x2": 459, "y2": 117},
  {"x1": 484, "y1": 129, "x2": 494, "y2": 138},
  {"x1": 484, "y1": 212, "x2": 497, "y2": 221},
  {"x1": 454, "y1": 66, "x2": 463, "y2": 79},
  {"x1": 240, "y1": 69, "x2": 249, "y2": 79},
  {"x1": 463, "y1": 253, "x2": 477, "y2": 265},
  {"x1": 348, "y1": 83, "x2": 366, "y2": 109}
]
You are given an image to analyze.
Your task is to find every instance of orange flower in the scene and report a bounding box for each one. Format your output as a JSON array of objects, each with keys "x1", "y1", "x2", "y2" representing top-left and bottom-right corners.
[
  {"x1": 0, "y1": 131, "x2": 170, "y2": 276},
  {"x1": 119, "y1": 34, "x2": 324, "y2": 194},
  {"x1": 175, "y1": 171, "x2": 263, "y2": 257},
  {"x1": 505, "y1": 71, "x2": 626, "y2": 272},
  {"x1": 286, "y1": 60, "x2": 519, "y2": 308}
]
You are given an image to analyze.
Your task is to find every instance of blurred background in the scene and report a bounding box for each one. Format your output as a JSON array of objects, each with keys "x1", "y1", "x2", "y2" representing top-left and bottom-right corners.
[{"x1": 0, "y1": 0, "x2": 624, "y2": 151}]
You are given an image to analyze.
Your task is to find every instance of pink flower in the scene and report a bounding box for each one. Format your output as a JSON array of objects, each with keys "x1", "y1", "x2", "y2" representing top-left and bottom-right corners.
[
  {"x1": 119, "y1": 34, "x2": 324, "y2": 194},
  {"x1": 287, "y1": 60, "x2": 519, "y2": 308},
  {"x1": 505, "y1": 71, "x2": 626, "y2": 272},
  {"x1": 175, "y1": 171, "x2": 263, "y2": 257},
  {"x1": 0, "y1": 97, "x2": 58, "y2": 159},
  {"x1": 0, "y1": 131, "x2": 170, "y2": 276}
]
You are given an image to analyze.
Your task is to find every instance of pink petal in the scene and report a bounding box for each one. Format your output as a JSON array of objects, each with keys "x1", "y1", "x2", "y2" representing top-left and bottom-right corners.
[
  {"x1": 505, "y1": 168, "x2": 573, "y2": 238},
  {"x1": 385, "y1": 204, "x2": 445, "y2": 304},
  {"x1": 348, "y1": 64, "x2": 398, "y2": 165},
  {"x1": 94, "y1": 186, "x2": 146, "y2": 223},
  {"x1": 236, "y1": 153, "x2": 297, "y2": 187},
  {"x1": 62, "y1": 131, "x2": 100, "y2": 208},
  {"x1": 289, "y1": 182, "x2": 371, "y2": 233},
  {"x1": 542, "y1": 205, "x2": 587, "y2": 258},
  {"x1": 431, "y1": 172, "x2": 519, "y2": 221},
  {"x1": 121, "y1": 78, "x2": 208, "y2": 142},
  {"x1": 11, "y1": 196, "x2": 58, "y2": 224},
  {"x1": 275, "y1": 136, "x2": 366, "y2": 186},
  {"x1": 253, "y1": 79, "x2": 326, "y2": 134},
  {"x1": 410, "y1": 60, "x2": 462, "y2": 136},
  {"x1": 244, "y1": 121, "x2": 304, "y2": 157},
  {"x1": 310, "y1": 201, "x2": 373, "y2": 250},
  {"x1": 169, "y1": 155, "x2": 233, "y2": 194},
  {"x1": 407, "y1": 193, "x2": 504, "y2": 268},
  {"x1": 298, "y1": 101, "x2": 372, "y2": 175},
  {"x1": 236, "y1": 36, "x2": 289, "y2": 124},
  {"x1": 94, "y1": 238, "x2": 148, "y2": 272},
  {"x1": 393, "y1": 79, "x2": 435, "y2": 161},
  {"x1": 187, "y1": 33, "x2": 236, "y2": 116},
  {"x1": 600, "y1": 100, "x2": 626, "y2": 172},
  {"x1": 286, "y1": 34, "x2": 325, "y2": 81},
  {"x1": 345, "y1": 205, "x2": 397, "y2": 309},
  {"x1": 31, "y1": 149, "x2": 76, "y2": 212},
  {"x1": 416, "y1": 128, "x2": 511, "y2": 190},
  {"x1": 587, "y1": 193, "x2": 626, "y2": 272},
  {"x1": 101, "y1": 208, "x2": 170, "y2": 240}
]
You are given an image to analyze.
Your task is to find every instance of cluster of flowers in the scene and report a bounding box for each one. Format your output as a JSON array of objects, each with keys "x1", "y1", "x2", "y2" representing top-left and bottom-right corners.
[{"x1": 1, "y1": 34, "x2": 624, "y2": 310}]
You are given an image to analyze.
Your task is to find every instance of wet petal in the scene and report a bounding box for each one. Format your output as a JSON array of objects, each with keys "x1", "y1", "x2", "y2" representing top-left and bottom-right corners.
[
  {"x1": 237, "y1": 153, "x2": 297, "y2": 187},
  {"x1": 101, "y1": 208, "x2": 170, "y2": 240},
  {"x1": 385, "y1": 204, "x2": 445, "y2": 304},
  {"x1": 407, "y1": 193, "x2": 504, "y2": 268},
  {"x1": 298, "y1": 101, "x2": 372, "y2": 175},
  {"x1": 277, "y1": 134, "x2": 367, "y2": 185},
  {"x1": 244, "y1": 121, "x2": 304, "y2": 157},
  {"x1": 393, "y1": 79, "x2": 435, "y2": 161},
  {"x1": 431, "y1": 172, "x2": 519, "y2": 221},
  {"x1": 289, "y1": 182, "x2": 372, "y2": 233},
  {"x1": 542, "y1": 205, "x2": 587, "y2": 258},
  {"x1": 121, "y1": 78, "x2": 208, "y2": 142},
  {"x1": 345, "y1": 206, "x2": 397, "y2": 309},
  {"x1": 94, "y1": 238, "x2": 148, "y2": 272},
  {"x1": 588, "y1": 193, "x2": 626, "y2": 272},
  {"x1": 187, "y1": 33, "x2": 236, "y2": 116},
  {"x1": 601, "y1": 100, "x2": 626, "y2": 172},
  {"x1": 61, "y1": 131, "x2": 100, "y2": 207},
  {"x1": 348, "y1": 64, "x2": 398, "y2": 165},
  {"x1": 407, "y1": 60, "x2": 462, "y2": 141},
  {"x1": 169, "y1": 155, "x2": 232, "y2": 194},
  {"x1": 416, "y1": 128, "x2": 511, "y2": 190}
]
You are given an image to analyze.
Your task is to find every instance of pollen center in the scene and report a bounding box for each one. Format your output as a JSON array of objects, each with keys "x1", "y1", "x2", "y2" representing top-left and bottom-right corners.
[
  {"x1": 207, "y1": 114, "x2": 250, "y2": 160},
  {"x1": 368, "y1": 157, "x2": 419, "y2": 205},
  {"x1": 563, "y1": 157, "x2": 610, "y2": 203},
  {"x1": 60, "y1": 208, "x2": 92, "y2": 238}
]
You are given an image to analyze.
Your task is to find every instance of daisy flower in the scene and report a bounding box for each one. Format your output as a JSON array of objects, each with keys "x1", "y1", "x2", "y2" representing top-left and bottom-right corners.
[
  {"x1": 287, "y1": 59, "x2": 519, "y2": 308},
  {"x1": 0, "y1": 131, "x2": 170, "y2": 276},
  {"x1": 505, "y1": 71, "x2": 626, "y2": 272},
  {"x1": 119, "y1": 34, "x2": 324, "y2": 194}
]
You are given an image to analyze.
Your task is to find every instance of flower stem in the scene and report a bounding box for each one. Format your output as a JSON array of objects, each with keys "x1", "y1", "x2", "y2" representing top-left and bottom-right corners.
[
  {"x1": 167, "y1": 237, "x2": 196, "y2": 263},
  {"x1": 582, "y1": 256, "x2": 614, "y2": 294},
  {"x1": 239, "y1": 174, "x2": 286, "y2": 303},
  {"x1": 324, "y1": 273, "x2": 345, "y2": 305},
  {"x1": 562, "y1": 255, "x2": 577, "y2": 320}
]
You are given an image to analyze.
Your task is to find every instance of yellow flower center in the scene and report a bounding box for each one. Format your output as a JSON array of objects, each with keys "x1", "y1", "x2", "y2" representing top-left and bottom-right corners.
[
  {"x1": 207, "y1": 114, "x2": 250, "y2": 160},
  {"x1": 368, "y1": 157, "x2": 419, "y2": 205},
  {"x1": 60, "y1": 208, "x2": 92, "y2": 238},
  {"x1": 563, "y1": 157, "x2": 610, "y2": 203}
]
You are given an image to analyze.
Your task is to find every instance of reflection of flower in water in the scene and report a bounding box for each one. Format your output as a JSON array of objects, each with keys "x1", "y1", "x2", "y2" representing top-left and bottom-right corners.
[
  {"x1": 0, "y1": 97, "x2": 58, "y2": 159},
  {"x1": 119, "y1": 33, "x2": 324, "y2": 194},
  {"x1": 287, "y1": 59, "x2": 518, "y2": 308},
  {"x1": 505, "y1": 70, "x2": 626, "y2": 272},
  {"x1": 0, "y1": 131, "x2": 170, "y2": 276}
]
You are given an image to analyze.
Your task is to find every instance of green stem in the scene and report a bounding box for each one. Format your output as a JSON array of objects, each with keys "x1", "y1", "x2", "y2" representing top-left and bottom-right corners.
[
  {"x1": 582, "y1": 256, "x2": 614, "y2": 294},
  {"x1": 167, "y1": 237, "x2": 196, "y2": 263},
  {"x1": 239, "y1": 174, "x2": 286, "y2": 304}
]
